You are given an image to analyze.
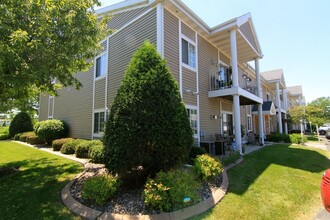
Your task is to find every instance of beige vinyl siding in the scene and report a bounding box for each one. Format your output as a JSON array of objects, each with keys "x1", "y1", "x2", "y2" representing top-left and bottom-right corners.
[
  {"x1": 198, "y1": 35, "x2": 222, "y2": 136},
  {"x1": 107, "y1": 9, "x2": 157, "y2": 106},
  {"x1": 219, "y1": 51, "x2": 230, "y2": 66},
  {"x1": 182, "y1": 67, "x2": 197, "y2": 105},
  {"x1": 181, "y1": 22, "x2": 195, "y2": 42},
  {"x1": 164, "y1": 9, "x2": 179, "y2": 82},
  {"x1": 240, "y1": 106, "x2": 247, "y2": 136},
  {"x1": 39, "y1": 94, "x2": 49, "y2": 121},
  {"x1": 107, "y1": 7, "x2": 150, "y2": 30},
  {"x1": 94, "y1": 78, "x2": 106, "y2": 109},
  {"x1": 240, "y1": 22, "x2": 258, "y2": 53},
  {"x1": 54, "y1": 68, "x2": 94, "y2": 139},
  {"x1": 100, "y1": 40, "x2": 107, "y2": 53},
  {"x1": 222, "y1": 102, "x2": 232, "y2": 112}
]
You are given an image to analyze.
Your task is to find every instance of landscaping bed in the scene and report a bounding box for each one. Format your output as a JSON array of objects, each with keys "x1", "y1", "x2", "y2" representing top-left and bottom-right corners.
[{"x1": 69, "y1": 162, "x2": 223, "y2": 215}]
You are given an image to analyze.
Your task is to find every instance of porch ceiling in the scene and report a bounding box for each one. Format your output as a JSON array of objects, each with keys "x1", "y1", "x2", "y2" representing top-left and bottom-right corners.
[{"x1": 165, "y1": 0, "x2": 263, "y2": 64}]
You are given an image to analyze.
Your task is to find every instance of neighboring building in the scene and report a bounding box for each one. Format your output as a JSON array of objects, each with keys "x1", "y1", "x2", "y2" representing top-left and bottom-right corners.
[
  {"x1": 286, "y1": 85, "x2": 306, "y2": 131},
  {"x1": 39, "y1": 0, "x2": 270, "y2": 154}
]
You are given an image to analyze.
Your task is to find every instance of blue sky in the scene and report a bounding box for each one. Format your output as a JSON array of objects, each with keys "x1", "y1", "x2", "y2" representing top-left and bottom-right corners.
[{"x1": 99, "y1": 0, "x2": 330, "y2": 103}]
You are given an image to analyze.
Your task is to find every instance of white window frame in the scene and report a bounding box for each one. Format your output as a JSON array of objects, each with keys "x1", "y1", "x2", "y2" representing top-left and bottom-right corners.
[
  {"x1": 181, "y1": 35, "x2": 196, "y2": 71},
  {"x1": 93, "y1": 108, "x2": 106, "y2": 137},
  {"x1": 186, "y1": 105, "x2": 198, "y2": 139},
  {"x1": 48, "y1": 96, "x2": 54, "y2": 119},
  {"x1": 95, "y1": 52, "x2": 107, "y2": 80}
]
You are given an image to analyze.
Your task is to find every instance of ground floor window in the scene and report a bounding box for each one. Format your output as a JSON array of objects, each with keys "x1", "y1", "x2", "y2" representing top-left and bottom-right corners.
[
  {"x1": 247, "y1": 115, "x2": 252, "y2": 131},
  {"x1": 222, "y1": 113, "x2": 233, "y2": 137},
  {"x1": 94, "y1": 111, "x2": 105, "y2": 134},
  {"x1": 187, "y1": 107, "x2": 198, "y2": 138}
]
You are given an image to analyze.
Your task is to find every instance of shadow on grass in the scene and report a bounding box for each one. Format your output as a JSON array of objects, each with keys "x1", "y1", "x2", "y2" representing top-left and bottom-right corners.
[
  {"x1": 0, "y1": 157, "x2": 82, "y2": 220},
  {"x1": 228, "y1": 144, "x2": 330, "y2": 195}
]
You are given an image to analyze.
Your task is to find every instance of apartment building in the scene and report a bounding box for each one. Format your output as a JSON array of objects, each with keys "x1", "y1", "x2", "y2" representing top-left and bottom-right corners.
[{"x1": 39, "y1": 0, "x2": 267, "y2": 154}]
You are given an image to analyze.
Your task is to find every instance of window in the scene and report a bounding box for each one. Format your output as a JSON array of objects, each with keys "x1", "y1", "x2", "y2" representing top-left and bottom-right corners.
[
  {"x1": 247, "y1": 115, "x2": 252, "y2": 131},
  {"x1": 95, "y1": 53, "x2": 107, "y2": 78},
  {"x1": 94, "y1": 111, "x2": 105, "y2": 133},
  {"x1": 187, "y1": 108, "x2": 198, "y2": 138},
  {"x1": 266, "y1": 93, "x2": 270, "y2": 101},
  {"x1": 182, "y1": 38, "x2": 196, "y2": 68}
]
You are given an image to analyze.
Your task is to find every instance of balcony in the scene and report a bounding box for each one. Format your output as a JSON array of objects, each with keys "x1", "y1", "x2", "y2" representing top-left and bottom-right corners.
[{"x1": 208, "y1": 74, "x2": 262, "y2": 105}]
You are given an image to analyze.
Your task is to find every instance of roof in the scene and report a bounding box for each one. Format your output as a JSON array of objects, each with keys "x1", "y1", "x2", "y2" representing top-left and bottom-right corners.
[
  {"x1": 96, "y1": 0, "x2": 263, "y2": 63},
  {"x1": 286, "y1": 85, "x2": 303, "y2": 96},
  {"x1": 252, "y1": 101, "x2": 276, "y2": 115},
  {"x1": 260, "y1": 69, "x2": 286, "y2": 89}
]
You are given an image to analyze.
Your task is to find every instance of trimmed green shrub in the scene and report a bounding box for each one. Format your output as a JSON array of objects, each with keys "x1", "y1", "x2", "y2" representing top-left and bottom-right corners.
[
  {"x1": 19, "y1": 132, "x2": 35, "y2": 142},
  {"x1": 144, "y1": 169, "x2": 199, "y2": 212},
  {"x1": 34, "y1": 119, "x2": 69, "y2": 145},
  {"x1": 61, "y1": 139, "x2": 83, "y2": 154},
  {"x1": 266, "y1": 132, "x2": 290, "y2": 143},
  {"x1": 82, "y1": 174, "x2": 120, "y2": 205},
  {"x1": 290, "y1": 133, "x2": 307, "y2": 144},
  {"x1": 25, "y1": 132, "x2": 45, "y2": 145},
  {"x1": 0, "y1": 134, "x2": 10, "y2": 140},
  {"x1": 14, "y1": 133, "x2": 21, "y2": 140},
  {"x1": 104, "y1": 41, "x2": 193, "y2": 179},
  {"x1": 89, "y1": 144, "x2": 105, "y2": 164},
  {"x1": 52, "y1": 138, "x2": 73, "y2": 151},
  {"x1": 193, "y1": 154, "x2": 223, "y2": 181},
  {"x1": 189, "y1": 146, "x2": 207, "y2": 163},
  {"x1": 9, "y1": 112, "x2": 33, "y2": 137},
  {"x1": 75, "y1": 140, "x2": 102, "y2": 158}
]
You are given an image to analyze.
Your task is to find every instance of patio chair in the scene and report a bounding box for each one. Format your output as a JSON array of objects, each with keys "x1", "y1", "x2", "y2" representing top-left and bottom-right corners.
[{"x1": 247, "y1": 131, "x2": 257, "y2": 145}]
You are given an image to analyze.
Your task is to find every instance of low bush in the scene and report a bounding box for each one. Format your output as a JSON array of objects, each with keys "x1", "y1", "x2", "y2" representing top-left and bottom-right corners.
[
  {"x1": 144, "y1": 169, "x2": 199, "y2": 212},
  {"x1": 9, "y1": 112, "x2": 33, "y2": 137},
  {"x1": 82, "y1": 174, "x2": 120, "y2": 205},
  {"x1": 52, "y1": 138, "x2": 73, "y2": 151},
  {"x1": 266, "y1": 132, "x2": 290, "y2": 143},
  {"x1": 89, "y1": 144, "x2": 105, "y2": 164},
  {"x1": 0, "y1": 134, "x2": 10, "y2": 140},
  {"x1": 290, "y1": 133, "x2": 307, "y2": 144},
  {"x1": 60, "y1": 139, "x2": 83, "y2": 154},
  {"x1": 193, "y1": 154, "x2": 223, "y2": 181},
  {"x1": 27, "y1": 134, "x2": 45, "y2": 145},
  {"x1": 14, "y1": 133, "x2": 21, "y2": 140},
  {"x1": 75, "y1": 140, "x2": 102, "y2": 158},
  {"x1": 189, "y1": 146, "x2": 207, "y2": 163},
  {"x1": 19, "y1": 132, "x2": 35, "y2": 142},
  {"x1": 34, "y1": 119, "x2": 69, "y2": 145}
]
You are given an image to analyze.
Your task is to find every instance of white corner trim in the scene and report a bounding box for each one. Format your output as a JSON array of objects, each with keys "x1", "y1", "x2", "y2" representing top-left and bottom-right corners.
[
  {"x1": 105, "y1": 38, "x2": 109, "y2": 111},
  {"x1": 156, "y1": 3, "x2": 164, "y2": 57},
  {"x1": 195, "y1": 31, "x2": 200, "y2": 145},
  {"x1": 179, "y1": 19, "x2": 183, "y2": 98}
]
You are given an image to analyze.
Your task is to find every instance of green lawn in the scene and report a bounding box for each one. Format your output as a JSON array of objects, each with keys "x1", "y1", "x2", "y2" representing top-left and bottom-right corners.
[
  {"x1": 0, "y1": 126, "x2": 9, "y2": 134},
  {"x1": 0, "y1": 141, "x2": 83, "y2": 219},
  {"x1": 194, "y1": 144, "x2": 330, "y2": 220}
]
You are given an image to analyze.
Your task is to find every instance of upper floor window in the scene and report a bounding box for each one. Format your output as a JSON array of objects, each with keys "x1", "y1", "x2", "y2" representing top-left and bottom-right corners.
[
  {"x1": 95, "y1": 53, "x2": 107, "y2": 78},
  {"x1": 182, "y1": 38, "x2": 196, "y2": 68}
]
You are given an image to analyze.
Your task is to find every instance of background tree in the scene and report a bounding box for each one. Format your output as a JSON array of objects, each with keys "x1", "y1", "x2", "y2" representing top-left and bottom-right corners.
[
  {"x1": 0, "y1": 0, "x2": 109, "y2": 109},
  {"x1": 103, "y1": 41, "x2": 193, "y2": 183},
  {"x1": 308, "y1": 97, "x2": 330, "y2": 123}
]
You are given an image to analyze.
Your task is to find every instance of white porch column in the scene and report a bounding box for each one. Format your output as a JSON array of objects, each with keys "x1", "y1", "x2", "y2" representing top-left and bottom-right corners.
[
  {"x1": 156, "y1": 3, "x2": 164, "y2": 57},
  {"x1": 255, "y1": 58, "x2": 264, "y2": 145},
  {"x1": 276, "y1": 82, "x2": 283, "y2": 133},
  {"x1": 230, "y1": 29, "x2": 242, "y2": 155},
  {"x1": 283, "y1": 89, "x2": 288, "y2": 134}
]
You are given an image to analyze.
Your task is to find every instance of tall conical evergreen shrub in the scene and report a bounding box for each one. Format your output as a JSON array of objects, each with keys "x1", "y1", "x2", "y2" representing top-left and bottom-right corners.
[{"x1": 104, "y1": 41, "x2": 193, "y2": 179}]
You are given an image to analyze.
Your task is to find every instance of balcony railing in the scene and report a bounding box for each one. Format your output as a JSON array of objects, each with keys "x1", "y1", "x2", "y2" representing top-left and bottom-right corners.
[{"x1": 209, "y1": 74, "x2": 258, "y2": 96}]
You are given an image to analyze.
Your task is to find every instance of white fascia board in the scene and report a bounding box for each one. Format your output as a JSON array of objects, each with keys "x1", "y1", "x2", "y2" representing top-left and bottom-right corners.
[
  {"x1": 96, "y1": 0, "x2": 149, "y2": 15},
  {"x1": 170, "y1": 0, "x2": 210, "y2": 34}
]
